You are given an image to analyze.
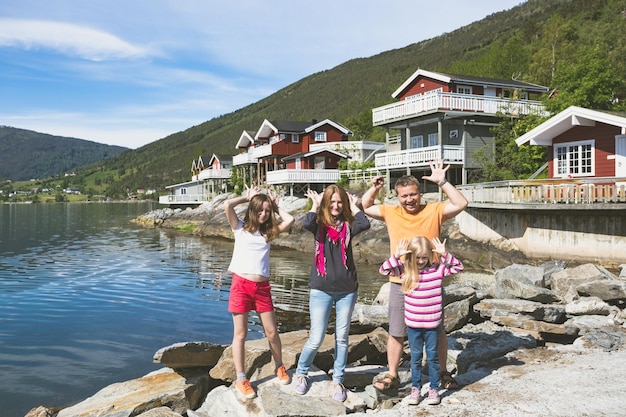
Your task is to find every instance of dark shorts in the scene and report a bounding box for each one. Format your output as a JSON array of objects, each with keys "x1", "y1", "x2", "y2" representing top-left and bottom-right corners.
[
  {"x1": 388, "y1": 282, "x2": 407, "y2": 337},
  {"x1": 228, "y1": 274, "x2": 274, "y2": 314}
]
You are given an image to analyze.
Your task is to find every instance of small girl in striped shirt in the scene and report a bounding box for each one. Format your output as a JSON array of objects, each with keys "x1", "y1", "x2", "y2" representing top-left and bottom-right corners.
[{"x1": 379, "y1": 236, "x2": 463, "y2": 406}]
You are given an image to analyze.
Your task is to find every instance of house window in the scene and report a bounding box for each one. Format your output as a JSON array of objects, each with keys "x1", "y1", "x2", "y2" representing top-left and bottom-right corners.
[
  {"x1": 457, "y1": 85, "x2": 472, "y2": 94},
  {"x1": 315, "y1": 131, "x2": 327, "y2": 142},
  {"x1": 295, "y1": 157, "x2": 301, "y2": 169},
  {"x1": 180, "y1": 188, "x2": 187, "y2": 195},
  {"x1": 428, "y1": 133, "x2": 438, "y2": 146},
  {"x1": 409, "y1": 135, "x2": 423, "y2": 148},
  {"x1": 554, "y1": 140, "x2": 594, "y2": 177},
  {"x1": 291, "y1": 134, "x2": 300, "y2": 143},
  {"x1": 314, "y1": 156, "x2": 325, "y2": 169}
]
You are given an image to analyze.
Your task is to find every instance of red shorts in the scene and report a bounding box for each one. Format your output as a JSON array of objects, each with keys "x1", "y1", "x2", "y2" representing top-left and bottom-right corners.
[{"x1": 228, "y1": 274, "x2": 274, "y2": 313}]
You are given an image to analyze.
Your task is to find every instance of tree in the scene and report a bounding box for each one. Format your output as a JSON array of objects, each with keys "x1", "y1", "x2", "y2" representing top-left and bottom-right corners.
[
  {"x1": 472, "y1": 112, "x2": 549, "y2": 182},
  {"x1": 545, "y1": 45, "x2": 625, "y2": 113}
]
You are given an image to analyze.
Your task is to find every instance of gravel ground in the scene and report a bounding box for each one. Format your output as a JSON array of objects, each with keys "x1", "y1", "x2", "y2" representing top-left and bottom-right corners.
[{"x1": 360, "y1": 344, "x2": 626, "y2": 417}]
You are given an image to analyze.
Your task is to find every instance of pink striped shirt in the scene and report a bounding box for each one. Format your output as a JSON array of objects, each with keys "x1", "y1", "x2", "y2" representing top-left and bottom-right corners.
[{"x1": 379, "y1": 252, "x2": 463, "y2": 329}]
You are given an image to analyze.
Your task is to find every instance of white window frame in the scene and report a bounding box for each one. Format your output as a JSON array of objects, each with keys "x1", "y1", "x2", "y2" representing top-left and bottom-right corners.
[
  {"x1": 456, "y1": 85, "x2": 472, "y2": 94},
  {"x1": 291, "y1": 134, "x2": 300, "y2": 143},
  {"x1": 180, "y1": 188, "x2": 187, "y2": 195},
  {"x1": 295, "y1": 157, "x2": 301, "y2": 170},
  {"x1": 427, "y1": 133, "x2": 438, "y2": 147},
  {"x1": 315, "y1": 131, "x2": 327, "y2": 142},
  {"x1": 553, "y1": 140, "x2": 595, "y2": 178},
  {"x1": 409, "y1": 135, "x2": 423, "y2": 148}
]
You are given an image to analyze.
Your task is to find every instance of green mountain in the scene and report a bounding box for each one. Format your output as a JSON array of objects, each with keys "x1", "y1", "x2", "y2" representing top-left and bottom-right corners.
[
  {"x1": 0, "y1": 126, "x2": 128, "y2": 181},
  {"x1": 8, "y1": 0, "x2": 626, "y2": 198}
]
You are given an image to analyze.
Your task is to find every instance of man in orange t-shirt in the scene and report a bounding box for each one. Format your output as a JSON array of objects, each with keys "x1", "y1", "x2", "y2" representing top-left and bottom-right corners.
[{"x1": 362, "y1": 159, "x2": 468, "y2": 392}]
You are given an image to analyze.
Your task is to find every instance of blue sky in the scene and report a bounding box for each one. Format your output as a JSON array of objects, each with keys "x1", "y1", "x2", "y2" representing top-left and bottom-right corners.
[{"x1": 0, "y1": 1, "x2": 524, "y2": 149}]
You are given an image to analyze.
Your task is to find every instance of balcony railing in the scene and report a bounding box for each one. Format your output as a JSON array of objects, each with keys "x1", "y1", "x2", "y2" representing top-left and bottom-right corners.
[
  {"x1": 252, "y1": 143, "x2": 273, "y2": 158},
  {"x1": 195, "y1": 169, "x2": 231, "y2": 180},
  {"x1": 458, "y1": 178, "x2": 626, "y2": 205},
  {"x1": 158, "y1": 194, "x2": 210, "y2": 205},
  {"x1": 233, "y1": 151, "x2": 257, "y2": 166},
  {"x1": 375, "y1": 145, "x2": 464, "y2": 170},
  {"x1": 372, "y1": 92, "x2": 547, "y2": 126},
  {"x1": 266, "y1": 169, "x2": 342, "y2": 184}
]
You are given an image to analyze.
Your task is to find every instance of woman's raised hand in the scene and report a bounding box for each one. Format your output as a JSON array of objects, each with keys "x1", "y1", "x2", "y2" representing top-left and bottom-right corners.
[{"x1": 305, "y1": 189, "x2": 321, "y2": 209}]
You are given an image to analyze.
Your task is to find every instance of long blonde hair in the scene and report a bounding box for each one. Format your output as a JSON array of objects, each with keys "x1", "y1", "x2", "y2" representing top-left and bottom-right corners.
[{"x1": 401, "y1": 236, "x2": 436, "y2": 294}]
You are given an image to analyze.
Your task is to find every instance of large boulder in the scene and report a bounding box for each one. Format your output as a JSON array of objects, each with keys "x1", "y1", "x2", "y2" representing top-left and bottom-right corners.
[{"x1": 56, "y1": 368, "x2": 208, "y2": 417}]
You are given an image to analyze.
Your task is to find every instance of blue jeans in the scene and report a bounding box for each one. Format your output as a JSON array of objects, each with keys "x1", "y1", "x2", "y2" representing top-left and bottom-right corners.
[
  {"x1": 296, "y1": 289, "x2": 357, "y2": 383},
  {"x1": 407, "y1": 326, "x2": 441, "y2": 389}
]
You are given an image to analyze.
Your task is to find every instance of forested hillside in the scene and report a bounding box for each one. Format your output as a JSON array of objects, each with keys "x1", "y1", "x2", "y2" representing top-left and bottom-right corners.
[
  {"x1": 8, "y1": 0, "x2": 626, "y2": 198},
  {"x1": 0, "y1": 126, "x2": 128, "y2": 181}
]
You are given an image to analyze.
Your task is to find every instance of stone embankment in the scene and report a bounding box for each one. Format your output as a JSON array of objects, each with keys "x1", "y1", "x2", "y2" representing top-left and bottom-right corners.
[{"x1": 26, "y1": 195, "x2": 626, "y2": 417}]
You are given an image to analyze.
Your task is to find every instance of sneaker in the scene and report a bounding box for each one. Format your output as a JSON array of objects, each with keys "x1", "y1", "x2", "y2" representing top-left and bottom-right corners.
[
  {"x1": 407, "y1": 387, "x2": 421, "y2": 405},
  {"x1": 275, "y1": 364, "x2": 290, "y2": 384},
  {"x1": 424, "y1": 388, "x2": 440, "y2": 405},
  {"x1": 332, "y1": 382, "x2": 347, "y2": 402},
  {"x1": 293, "y1": 374, "x2": 309, "y2": 395},
  {"x1": 235, "y1": 379, "x2": 256, "y2": 399}
]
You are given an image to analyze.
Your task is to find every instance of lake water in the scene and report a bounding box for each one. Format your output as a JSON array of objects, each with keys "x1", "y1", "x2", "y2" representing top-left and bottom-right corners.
[{"x1": 0, "y1": 202, "x2": 387, "y2": 417}]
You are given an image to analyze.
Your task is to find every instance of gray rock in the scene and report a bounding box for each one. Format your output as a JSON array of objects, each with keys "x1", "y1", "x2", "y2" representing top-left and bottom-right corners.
[
  {"x1": 565, "y1": 296, "x2": 612, "y2": 315},
  {"x1": 447, "y1": 322, "x2": 537, "y2": 373},
  {"x1": 56, "y1": 368, "x2": 208, "y2": 417},
  {"x1": 153, "y1": 341, "x2": 225, "y2": 369},
  {"x1": 474, "y1": 298, "x2": 566, "y2": 323},
  {"x1": 577, "y1": 279, "x2": 626, "y2": 302},
  {"x1": 136, "y1": 407, "x2": 183, "y2": 417},
  {"x1": 551, "y1": 263, "x2": 614, "y2": 302}
]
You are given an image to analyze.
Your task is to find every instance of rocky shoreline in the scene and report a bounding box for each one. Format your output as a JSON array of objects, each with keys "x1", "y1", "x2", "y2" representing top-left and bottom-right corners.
[{"x1": 26, "y1": 195, "x2": 626, "y2": 417}]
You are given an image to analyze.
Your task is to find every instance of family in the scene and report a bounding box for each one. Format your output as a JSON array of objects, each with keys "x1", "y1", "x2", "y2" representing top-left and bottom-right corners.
[{"x1": 223, "y1": 159, "x2": 468, "y2": 406}]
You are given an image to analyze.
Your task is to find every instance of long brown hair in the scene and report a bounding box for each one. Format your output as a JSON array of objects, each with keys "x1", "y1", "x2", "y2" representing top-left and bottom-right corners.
[
  {"x1": 401, "y1": 236, "x2": 436, "y2": 294},
  {"x1": 243, "y1": 194, "x2": 279, "y2": 242},
  {"x1": 316, "y1": 184, "x2": 354, "y2": 227}
]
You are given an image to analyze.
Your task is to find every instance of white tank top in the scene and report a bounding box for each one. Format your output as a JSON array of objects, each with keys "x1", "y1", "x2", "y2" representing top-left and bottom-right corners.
[{"x1": 227, "y1": 220, "x2": 271, "y2": 277}]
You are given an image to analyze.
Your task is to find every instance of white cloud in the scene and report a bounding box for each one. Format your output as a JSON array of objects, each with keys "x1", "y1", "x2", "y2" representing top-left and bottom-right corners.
[{"x1": 0, "y1": 19, "x2": 150, "y2": 61}]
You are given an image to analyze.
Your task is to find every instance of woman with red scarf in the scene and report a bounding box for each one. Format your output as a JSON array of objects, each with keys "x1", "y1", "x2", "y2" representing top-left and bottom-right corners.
[{"x1": 292, "y1": 185, "x2": 370, "y2": 402}]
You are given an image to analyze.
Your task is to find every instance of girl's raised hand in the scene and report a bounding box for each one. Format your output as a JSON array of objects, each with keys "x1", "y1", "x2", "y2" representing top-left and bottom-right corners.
[
  {"x1": 431, "y1": 237, "x2": 447, "y2": 256},
  {"x1": 244, "y1": 184, "x2": 260, "y2": 201}
]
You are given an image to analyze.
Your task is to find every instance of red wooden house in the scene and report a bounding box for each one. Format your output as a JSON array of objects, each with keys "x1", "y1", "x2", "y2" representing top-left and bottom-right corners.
[
  {"x1": 233, "y1": 118, "x2": 354, "y2": 193},
  {"x1": 516, "y1": 106, "x2": 626, "y2": 179}
]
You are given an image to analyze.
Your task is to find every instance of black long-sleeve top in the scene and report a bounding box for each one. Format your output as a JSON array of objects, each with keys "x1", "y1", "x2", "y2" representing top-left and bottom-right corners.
[{"x1": 302, "y1": 210, "x2": 371, "y2": 295}]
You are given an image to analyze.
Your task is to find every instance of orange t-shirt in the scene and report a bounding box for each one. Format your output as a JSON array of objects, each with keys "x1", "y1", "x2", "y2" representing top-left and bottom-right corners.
[{"x1": 379, "y1": 202, "x2": 447, "y2": 283}]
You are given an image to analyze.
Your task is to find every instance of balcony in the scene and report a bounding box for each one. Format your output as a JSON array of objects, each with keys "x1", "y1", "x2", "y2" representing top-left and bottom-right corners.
[
  {"x1": 158, "y1": 194, "x2": 209, "y2": 205},
  {"x1": 375, "y1": 145, "x2": 464, "y2": 170},
  {"x1": 233, "y1": 151, "x2": 257, "y2": 166},
  {"x1": 252, "y1": 143, "x2": 273, "y2": 158},
  {"x1": 372, "y1": 92, "x2": 546, "y2": 126},
  {"x1": 266, "y1": 169, "x2": 342, "y2": 185},
  {"x1": 194, "y1": 169, "x2": 231, "y2": 180}
]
